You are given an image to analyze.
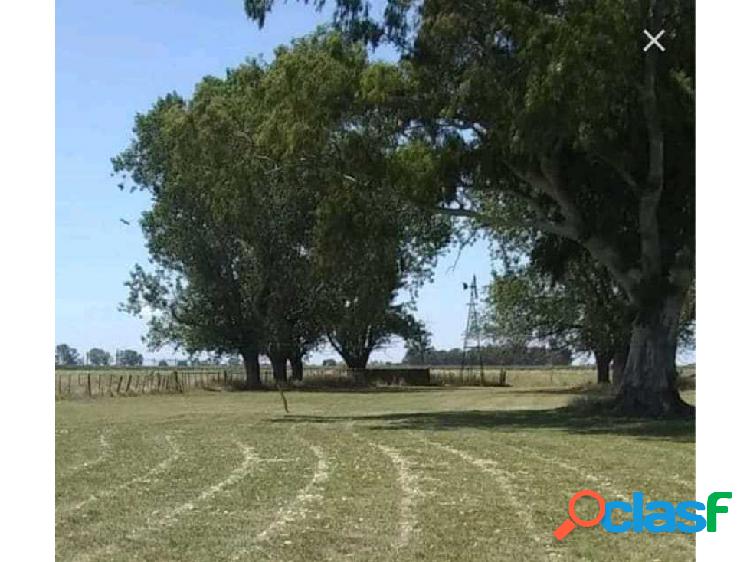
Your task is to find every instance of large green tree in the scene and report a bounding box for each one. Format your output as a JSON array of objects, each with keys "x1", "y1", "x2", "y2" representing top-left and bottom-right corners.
[
  {"x1": 115, "y1": 76, "x2": 271, "y2": 388},
  {"x1": 486, "y1": 252, "x2": 633, "y2": 384},
  {"x1": 246, "y1": 1, "x2": 696, "y2": 416},
  {"x1": 55, "y1": 344, "x2": 80, "y2": 366},
  {"x1": 117, "y1": 349, "x2": 143, "y2": 367},
  {"x1": 251, "y1": 33, "x2": 449, "y2": 369},
  {"x1": 116, "y1": 32, "x2": 447, "y2": 381},
  {"x1": 87, "y1": 347, "x2": 112, "y2": 367}
]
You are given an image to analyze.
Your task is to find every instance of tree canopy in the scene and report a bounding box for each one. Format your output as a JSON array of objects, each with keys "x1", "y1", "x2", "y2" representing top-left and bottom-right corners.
[
  {"x1": 87, "y1": 348, "x2": 112, "y2": 367},
  {"x1": 114, "y1": 32, "x2": 449, "y2": 382},
  {"x1": 55, "y1": 344, "x2": 80, "y2": 366},
  {"x1": 117, "y1": 349, "x2": 144, "y2": 367},
  {"x1": 245, "y1": 0, "x2": 696, "y2": 416},
  {"x1": 113, "y1": 1, "x2": 696, "y2": 415},
  {"x1": 402, "y1": 344, "x2": 571, "y2": 367}
]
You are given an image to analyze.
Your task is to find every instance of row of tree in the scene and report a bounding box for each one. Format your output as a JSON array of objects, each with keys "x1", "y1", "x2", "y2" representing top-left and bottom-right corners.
[
  {"x1": 238, "y1": 1, "x2": 695, "y2": 417},
  {"x1": 55, "y1": 344, "x2": 143, "y2": 367},
  {"x1": 483, "y1": 247, "x2": 694, "y2": 386},
  {"x1": 402, "y1": 345, "x2": 571, "y2": 367},
  {"x1": 114, "y1": 34, "x2": 450, "y2": 387},
  {"x1": 112, "y1": 1, "x2": 695, "y2": 416}
]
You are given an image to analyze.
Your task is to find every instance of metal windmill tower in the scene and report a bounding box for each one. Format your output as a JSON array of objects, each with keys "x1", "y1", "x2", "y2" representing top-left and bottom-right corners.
[{"x1": 460, "y1": 275, "x2": 485, "y2": 384}]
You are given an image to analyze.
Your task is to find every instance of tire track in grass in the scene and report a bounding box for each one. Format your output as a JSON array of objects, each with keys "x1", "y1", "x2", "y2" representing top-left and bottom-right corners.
[
  {"x1": 226, "y1": 425, "x2": 331, "y2": 561},
  {"x1": 58, "y1": 433, "x2": 181, "y2": 516},
  {"x1": 671, "y1": 476, "x2": 693, "y2": 489},
  {"x1": 506, "y1": 442, "x2": 630, "y2": 501},
  {"x1": 59, "y1": 431, "x2": 111, "y2": 478},
  {"x1": 347, "y1": 424, "x2": 423, "y2": 553},
  {"x1": 509, "y1": 439, "x2": 694, "y2": 513},
  {"x1": 507, "y1": 440, "x2": 693, "y2": 552},
  {"x1": 75, "y1": 440, "x2": 258, "y2": 562},
  {"x1": 154, "y1": 441, "x2": 258, "y2": 527},
  {"x1": 513, "y1": 435, "x2": 694, "y2": 497},
  {"x1": 255, "y1": 440, "x2": 331, "y2": 543},
  {"x1": 601, "y1": 440, "x2": 695, "y2": 493},
  {"x1": 420, "y1": 436, "x2": 559, "y2": 561},
  {"x1": 375, "y1": 443, "x2": 421, "y2": 551}
]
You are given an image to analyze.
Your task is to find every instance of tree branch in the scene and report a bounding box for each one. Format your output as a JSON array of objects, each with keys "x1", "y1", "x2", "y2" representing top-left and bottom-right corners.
[
  {"x1": 594, "y1": 150, "x2": 640, "y2": 192},
  {"x1": 435, "y1": 205, "x2": 579, "y2": 242},
  {"x1": 639, "y1": 0, "x2": 666, "y2": 278}
]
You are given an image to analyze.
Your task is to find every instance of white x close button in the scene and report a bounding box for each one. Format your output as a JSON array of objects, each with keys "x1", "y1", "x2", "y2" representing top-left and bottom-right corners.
[{"x1": 643, "y1": 29, "x2": 666, "y2": 52}]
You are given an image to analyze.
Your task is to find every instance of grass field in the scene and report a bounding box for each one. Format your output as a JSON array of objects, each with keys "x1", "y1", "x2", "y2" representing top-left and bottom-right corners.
[{"x1": 56, "y1": 383, "x2": 695, "y2": 561}]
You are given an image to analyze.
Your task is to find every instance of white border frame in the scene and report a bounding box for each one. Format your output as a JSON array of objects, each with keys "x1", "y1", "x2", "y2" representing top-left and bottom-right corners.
[
  {"x1": 0, "y1": 1, "x2": 55, "y2": 560},
  {"x1": 696, "y1": 0, "x2": 750, "y2": 559},
  {"x1": 1, "y1": 1, "x2": 749, "y2": 559}
]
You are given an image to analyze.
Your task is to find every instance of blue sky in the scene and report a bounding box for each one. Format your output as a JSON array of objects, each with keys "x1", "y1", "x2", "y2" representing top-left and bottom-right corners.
[{"x1": 55, "y1": 0, "x2": 496, "y2": 364}]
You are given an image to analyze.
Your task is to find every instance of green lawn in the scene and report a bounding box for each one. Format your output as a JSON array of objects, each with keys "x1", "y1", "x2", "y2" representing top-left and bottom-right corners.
[{"x1": 56, "y1": 386, "x2": 695, "y2": 561}]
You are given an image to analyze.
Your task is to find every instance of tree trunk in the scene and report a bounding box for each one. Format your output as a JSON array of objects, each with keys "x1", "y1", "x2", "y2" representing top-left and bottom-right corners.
[
  {"x1": 594, "y1": 351, "x2": 612, "y2": 384},
  {"x1": 612, "y1": 343, "x2": 630, "y2": 388},
  {"x1": 344, "y1": 355, "x2": 369, "y2": 369},
  {"x1": 270, "y1": 352, "x2": 288, "y2": 384},
  {"x1": 240, "y1": 347, "x2": 261, "y2": 389},
  {"x1": 289, "y1": 355, "x2": 304, "y2": 382},
  {"x1": 614, "y1": 292, "x2": 693, "y2": 417}
]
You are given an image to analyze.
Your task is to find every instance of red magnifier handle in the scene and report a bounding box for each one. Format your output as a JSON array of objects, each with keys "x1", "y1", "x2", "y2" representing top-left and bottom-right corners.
[{"x1": 554, "y1": 518, "x2": 576, "y2": 541}]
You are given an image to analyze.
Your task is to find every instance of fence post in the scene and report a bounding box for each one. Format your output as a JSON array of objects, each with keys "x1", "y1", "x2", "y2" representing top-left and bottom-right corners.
[
  {"x1": 125, "y1": 374, "x2": 132, "y2": 394},
  {"x1": 87, "y1": 372, "x2": 92, "y2": 397},
  {"x1": 67, "y1": 374, "x2": 72, "y2": 395},
  {"x1": 116, "y1": 375, "x2": 124, "y2": 395}
]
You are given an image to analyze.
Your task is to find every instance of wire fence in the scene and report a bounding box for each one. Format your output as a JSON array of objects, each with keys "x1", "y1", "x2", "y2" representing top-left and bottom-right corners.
[
  {"x1": 54, "y1": 364, "x2": 697, "y2": 400},
  {"x1": 54, "y1": 364, "x2": 617, "y2": 400}
]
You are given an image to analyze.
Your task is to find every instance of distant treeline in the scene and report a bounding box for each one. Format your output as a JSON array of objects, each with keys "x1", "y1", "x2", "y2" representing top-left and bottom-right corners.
[{"x1": 402, "y1": 345, "x2": 572, "y2": 366}]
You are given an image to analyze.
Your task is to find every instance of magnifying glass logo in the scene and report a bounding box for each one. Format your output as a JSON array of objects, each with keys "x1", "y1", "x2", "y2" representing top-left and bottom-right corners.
[{"x1": 553, "y1": 489, "x2": 606, "y2": 541}]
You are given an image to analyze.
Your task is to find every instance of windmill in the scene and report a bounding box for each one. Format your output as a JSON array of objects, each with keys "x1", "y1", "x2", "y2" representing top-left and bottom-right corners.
[{"x1": 460, "y1": 275, "x2": 485, "y2": 385}]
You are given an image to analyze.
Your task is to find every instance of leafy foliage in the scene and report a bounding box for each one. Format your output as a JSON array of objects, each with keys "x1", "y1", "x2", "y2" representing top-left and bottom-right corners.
[
  {"x1": 485, "y1": 251, "x2": 633, "y2": 360},
  {"x1": 55, "y1": 344, "x2": 80, "y2": 366},
  {"x1": 87, "y1": 348, "x2": 112, "y2": 366},
  {"x1": 402, "y1": 344, "x2": 571, "y2": 366},
  {"x1": 114, "y1": 31, "x2": 450, "y2": 372},
  {"x1": 245, "y1": 1, "x2": 696, "y2": 414},
  {"x1": 117, "y1": 349, "x2": 143, "y2": 367}
]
